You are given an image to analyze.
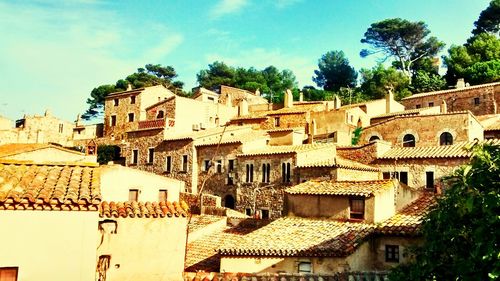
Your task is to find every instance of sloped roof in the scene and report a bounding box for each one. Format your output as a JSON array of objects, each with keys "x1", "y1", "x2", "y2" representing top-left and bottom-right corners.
[
  {"x1": 376, "y1": 192, "x2": 436, "y2": 236},
  {"x1": 297, "y1": 156, "x2": 380, "y2": 171},
  {"x1": 285, "y1": 179, "x2": 394, "y2": 197},
  {"x1": 238, "y1": 143, "x2": 335, "y2": 157},
  {"x1": 371, "y1": 107, "x2": 435, "y2": 119},
  {"x1": 402, "y1": 82, "x2": 500, "y2": 100},
  {"x1": 163, "y1": 125, "x2": 253, "y2": 141},
  {"x1": 0, "y1": 143, "x2": 85, "y2": 158},
  {"x1": 99, "y1": 201, "x2": 188, "y2": 218},
  {"x1": 0, "y1": 162, "x2": 101, "y2": 211},
  {"x1": 194, "y1": 131, "x2": 268, "y2": 147},
  {"x1": 217, "y1": 217, "x2": 374, "y2": 257},
  {"x1": 232, "y1": 103, "x2": 325, "y2": 121},
  {"x1": 379, "y1": 139, "x2": 500, "y2": 160}
]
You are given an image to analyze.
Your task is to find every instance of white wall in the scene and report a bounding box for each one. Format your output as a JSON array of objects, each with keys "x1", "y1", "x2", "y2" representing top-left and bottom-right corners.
[
  {"x1": 2, "y1": 147, "x2": 96, "y2": 163},
  {"x1": 0, "y1": 211, "x2": 98, "y2": 281}
]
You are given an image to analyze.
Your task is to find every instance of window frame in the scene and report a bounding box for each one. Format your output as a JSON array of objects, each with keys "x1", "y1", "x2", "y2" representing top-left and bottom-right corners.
[
  {"x1": 426, "y1": 171, "x2": 434, "y2": 189},
  {"x1": 349, "y1": 197, "x2": 365, "y2": 220},
  {"x1": 298, "y1": 261, "x2": 312, "y2": 274},
  {"x1": 110, "y1": 115, "x2": 117, "y2": 127},
  {"x1": 402, "y1": 134, "x2": 416, "y2": 147},
  {"x1": 147, "y1": 148, "x2": 154, "y2": 164},
  {"x1": 165, "y1": 156, "x2": 172, "y2": 173},
  {"x1": 113, "y1": 98, "x2": 119, "y2": 106},
  {"x1": 128, "y1": 189, "x2": 139, "y2": 202},
  {"x1": 131, "y1": 149, "x2": 138, "y2": 165},
  {"x1": 274, "y1": 117, "x2": 280, "y2": 127},
  {"x1": 130, "y1": 95, "x2": 136, "y2": 104},
  {"x1": 181, "y1": 155, "x2": 188, "y2": 172},
  {"x1": 439, "y1": 132, "x2": 453, "y2": 146},
  {"x1": 385, "y1": 245, "x2": 400, "y2": 263},
  {"x1": 246, "y1": 163, "x2": 254, "y2": 183},
  {"x1": 0, "y1": 267, "x2": 19, "y2": 281},
  {"x1": 282, "y1": 162, "x2": 291, "y2": 183},
  {"x1": 158, "y1": 189, "x2": 168, "y2": 202},
  {"x1": 474, "y1": 97, "x2": 480, "y2": 106},
  {"x1": 128, "y1": 113, "x2": 135, "y2": 122}
]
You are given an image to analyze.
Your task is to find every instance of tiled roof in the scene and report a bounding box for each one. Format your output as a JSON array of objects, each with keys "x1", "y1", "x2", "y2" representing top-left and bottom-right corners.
[
  {"x1": 376, "y1": 192, "x2": 436, "y2": 236},
  {"x1": 188, "y1": 215, "x2": 226, "y2": 234},
  {"x1": 402, "y1": 82, "x2": 500, "y2": 100},
  {"x1": 479, "y1": 115, "x2": 500, "y2": 131},
  {"x1": 340, "y1": 98, "x2": 384, "y2": 109},
  {"x1": 145, "y1": 96, "x2": 176, "y2": 110},
  {"x1": 297, "y1": 156, "x2": 380, "y2": 171},
  {"x1": 194, "y1": 131, "x2": 268, "y2": 147},
  {"x1": 238, "y1": 143, "x2": 335, "y2": 157},
  {"x1": 99, "y1": 201, "x2": 188, "y2": 218},
  {"x1": 371, "y1": 107, "x2": 434, "y2": 119},
  {"x1": 0, "y1": 162, "x2": 101, "y2": 211},
  {"x1": 285, "y1": 179, "x2": 394, "y2": 197},
  {"x1": 379, "y1": 139, "x2": 500, "y2": 159},
  {"x1": 217, "y1": 217, "x2": 374, "y2": 257},
  {"x1": 164, "y1": 125, "x2": 252, "y2": 141},
  {"x1": 106, "y1": 87, "x2": 145, "y2": 98},
  {"x1": 232, "y1": 104, "x2": 324, "y2": 121},
  {"x1": 0, "y1": 143, "x2": 85, "y2": 158}
]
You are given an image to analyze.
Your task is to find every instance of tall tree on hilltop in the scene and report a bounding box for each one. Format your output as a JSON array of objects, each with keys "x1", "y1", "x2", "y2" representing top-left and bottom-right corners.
[
  {"x1": 82, "y1": 64, "x2": 184, "y2": 120},
  {"x1": 360, "y1": 18, "x2": 445, "y2": 84},
  {"x1": 472, "y1": 0, "x2": 500, "y2": 36},
  {"x1": 313, "y1": 50, "x2": 358, "y2": 92},
  {"x1": 196, "y1": 61, "x2": 236, "y2": 89},
  {"x1": 359, "y1": 64, "x2": 411, "y2": 100}
]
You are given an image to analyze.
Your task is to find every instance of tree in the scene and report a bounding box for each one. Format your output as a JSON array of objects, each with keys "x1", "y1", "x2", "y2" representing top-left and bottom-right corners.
[
  {"x1": 359, "y1": 64, "x2": 411, "y2": 100},
  {"x1": 388, "y1": 143, "x2": 500, "y2": 280},
  {"x1": 472, "y1": 0, "x2": 500, "y2": 36},
  {"x1": 443, "y1": 33, "x2": 500, "y2": 85},
  {"x1": 97, "y1": 145, "x2": 121, "y2": 165},
  {"x1": 196, "y1": 61, "x2": 236, "y2": 89},
  {"x1": 82, "y1": 64, "x2": 184, "y2": 120},
  {"x1": 410, "y1": 70, "x2": 446, "y2": 93},
  {"x1": 360, "y1": 18, "x2": 445, "y2": 83},
  {"x1": 313, "y1": 51, "x2": 357, "y2": 91}
]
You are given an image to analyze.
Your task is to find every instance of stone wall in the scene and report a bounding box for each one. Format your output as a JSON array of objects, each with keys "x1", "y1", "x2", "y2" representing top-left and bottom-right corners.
[
  {"x1": 104, "y1": 92, "x2": 142, "y2": 140},
  {"x1": 401, "y1": 83, "x2": 500, "y2": 116},
  {"x1": 360, "y1": 112, "x2": 483, "y2": 147},
  {"x1": 184, "y1": 271, "x2": 388, "y2": 281},
  {"x1": 262, "y1": 112, "x2": 309, "y2": 130}
]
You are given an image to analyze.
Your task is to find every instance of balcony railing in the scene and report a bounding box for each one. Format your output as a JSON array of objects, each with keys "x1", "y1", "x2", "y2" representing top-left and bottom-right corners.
[{"x1": 138, "y1": 118, "x2": 175, "y2": 130}]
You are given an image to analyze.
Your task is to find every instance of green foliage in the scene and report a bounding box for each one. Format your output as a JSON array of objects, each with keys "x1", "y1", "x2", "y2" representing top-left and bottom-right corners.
[
  {"x1": 388, "y1": 144, "x2": 500, "y2": 281},
  {"x1": 97, "y1": 145, "x2": 121, "y2": 165},
  {"x1": 351, "y1": 127, "x2": 363, "y2": 145},
  {"x1": 196, "y1": 62, "x2": 298, "y2": 103},
  {"x1": 472, "y1": 0, "x2": 500, "y2": 36},
  {"x1": 359, "y1": 64, "x2": 411, "y2": 100},
  {"x1": 444, "y1": 33, "x2": 500, "y2": 85},
  {"x1": 410, "y1": 70, "x2": 446, "y2": 93},
  {"x1": 360, "y1": 18, "x2": 445, "y2": 82},
  {"x1": 82, "y1": 64, "x2": 184, "y2": 120},
  {"x1": 313, "y1": 50, "x2": 358, "y2": 92}
]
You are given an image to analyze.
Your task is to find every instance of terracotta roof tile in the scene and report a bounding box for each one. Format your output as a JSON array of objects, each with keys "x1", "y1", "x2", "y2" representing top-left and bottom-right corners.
[
  {"x1": 194, "y1": 131, "x2": 268, "y2": 147},
  {"x1": 285, "y1": 179, "x2": 394, "y2": 197},
  {"x1": 297, "y1": 156, "x2": 380, "y2": 171},
  {"x1": 401, "y1": 82, "x2": 500, "y2": 100},
  {"x1": 188, "y1": 215, "x2": 226, "y2": 234},
  {"x1": 0, "y1": 143, "x2": 85, "y2": 158},
  {"x1": 379, "y1": 139, "x2": 500, "y2": 159},
  {"x1": 371, "y1": 107, "x2": 435, "y2": 119},
  {"x1": 164, "y1": 126, "x2": 253, "y2": 141},
  {"x1": 0, "y1": 162, "x2": 101, "y2": 211},
  {"x1": 232, "y1": 104, "x2": 325, "y2": 121},
  {"x1": 217, "y1": 217, "x2": 374, "y2": 257},
  {"x1": 99, "y1": 201, "x2": 188, "y2": 218},
  {"x1": 238, "y1": 143, "x2": 335, "y2": 157},
  {"x1": 376, "y1": 192, "x2": 436, "y2": 236}
]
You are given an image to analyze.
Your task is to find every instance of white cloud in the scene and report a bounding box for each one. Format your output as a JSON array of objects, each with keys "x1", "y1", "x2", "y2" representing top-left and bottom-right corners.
[
  {"x1": 209, "y1": 0, "x2": 248, "y2": 19},
  {"x1": 142, "y1": 34, "x2": 184, "y2": 62}
]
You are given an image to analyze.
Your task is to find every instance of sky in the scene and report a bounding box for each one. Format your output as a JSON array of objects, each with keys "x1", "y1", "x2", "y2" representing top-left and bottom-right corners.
[{"x1": 0, "y1": 0, "x2": 491, "y2": 122}]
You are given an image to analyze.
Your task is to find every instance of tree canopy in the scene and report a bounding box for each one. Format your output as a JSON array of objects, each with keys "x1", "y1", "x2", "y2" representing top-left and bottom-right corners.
[
  {"x1": 388, "y1": 144, "x2": 500, "y2": 281},
  {"x1": 360, "y1": 18, "x2": 445, "y2": 83},
  {"x1": 359, "y1": 64, "x2": 411, "y2": 100},
  {"x1": 82, "y1": 64, "x2": 184, "y2": 120},
  {"x1": 472, "y1": 0, "x2": 500, "y2": 36},
  {"x1": 313, "y1": 50, "x2": 357, "y2": 92}
]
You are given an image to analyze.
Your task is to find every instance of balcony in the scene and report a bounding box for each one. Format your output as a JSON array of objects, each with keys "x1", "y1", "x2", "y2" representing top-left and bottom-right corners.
[{"x1": 138, "y1": 118, "x2": 175, "y2": 130}]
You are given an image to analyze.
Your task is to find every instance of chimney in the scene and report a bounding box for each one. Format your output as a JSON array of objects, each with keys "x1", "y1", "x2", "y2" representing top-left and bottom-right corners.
[
  {"x1": 334, "y1": 95, "x2": 341, "y2": 109},
  {"x1": 44, "y1": 109, "x2": 52, "y2": 117},
  {"x1": 127, "y1": 83, "x2": 132, "y2": 91},
  {"x1": 385, "y1": 87, "x2": 394, "y2": 114},
  {"x1": 284, "y1": 89, "x2": 293, "y2": 108},
  {"x1": 456, "y1": 78, "x2": 465, "y2": 89},
  {"x1": 255, "y1": 88, "x2": 260, "y2": 96},
  {"x1": 238, "y1": 99, "x2": 249, "y2": 116},
  {"x1": 440, "y1": 99, "x2": 447, "y2": 113},
  {"x1": 299, "y1": 91, "x2": 304, "y2": 102},
  {"x1": 76, "y1": 114, "x2": 81, "y2": 126}
]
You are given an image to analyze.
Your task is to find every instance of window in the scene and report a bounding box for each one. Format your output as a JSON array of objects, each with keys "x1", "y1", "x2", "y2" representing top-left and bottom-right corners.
[
  {"x1": 399, "y1": 171, "x2": 408, "y2": 185},
  {"x1": 128, "y1": 113, "x2": 135, "y2": 122},
  {"x1": 426, "y1": 171, "x2": 434, "y2": 189},
  {"x1": 440, "y1": 132, "x2": 453, "y2": 145},
  {"x1": 262, "y1": 163, "x2": 271, "y2": 183},
  {"x1": 369, "y1": 135, "x2": 380, "y2": 142},
  {"x1": 110, "y1": 115, "x2": 117, "y2": 126},
  {"x1": 131, "y1": 149, "x2": 138, "y2": 164},
  {"x1": 130, "y1": 95, "x2": 136, "y2": 104},
  {"x1": 114, "y1": 99, "x2": 119, "y2": 106},
  {"x1": 246, "y1": 164, "x2": 254, "y2": 183},
  {"x1": 129, "y1": 189, "x2": 139, "y2": 201},
  {"x1": 260, "y1": 209, "x2": 269, "y2": 219},
  {"x1": 216, "y1": 160, "x2": 222, "y2": 173},
  {"x1": 350, "y1": 115, "x2": 354, "y2": 123},
  {"x1": 165, "y1": 156, "x2": 172, "y2": 173},
  {"x1": 382, "y1": 172, "x2": 391, "y2": 179},
  {"x1": 227, "y1": 174, "x2": 234, "y2": 185},
  {"x1": 156, "y1": 110, "x2": 164, "y2": 119},
  {"x1": 428, "y1": 102, "x2": 434, "y2": 107},
  {"x1": 147, "y1": 148, "x2": 154, "y2": 164},
  {"x1": 474, "y1": 97, "x2": 480, "y2": 105},
  {"x1": 0, "y1": 267, "x2": 18, "y2": 281},
  {"x1": 158, "y1": 189, "x2": 168, "y2": 202},
  {"x1": 349, "y1": 197, "x2": 365, "y2": 220},
  {"x1": 385, "y1": 245, "x2": 400, "y2": 262},
  {"x1": 245, "y1": 208, "x2": 252, "y2": 216},
  {"x1": 203, "y1": 160, "x2": 211, "y2": 172},
  {"x1": 58, "y1": 123, "x2": 64, "y2": 133},
  {"x1": 274, "y1": 117, "x2": 280, "y2": 127},
  {"x1": 228, "y1": 159, "x2": 235, "y2": 172},
  {"x1": 298, "y1": 261, "x2": 312, "y2": 274},
  {"x1": 403, "y1": 134, "x2": 416, "y2": 147},
  {"x1": 282, "y1": 162, "x2": 291, "y2": 183},
  {"x1": 182, "y1": 155, "x2": 188, "y2": 172},
  {"x1": 208, "y1": 96, "x2": 215, "y2": 102},
  {"x1": 416, "y1": 104, "x2": 421, "y2": 109}
]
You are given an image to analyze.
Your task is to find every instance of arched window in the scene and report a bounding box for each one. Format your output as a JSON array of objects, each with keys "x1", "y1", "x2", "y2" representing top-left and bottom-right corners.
[
  {"x1": 156, "y1": 110, "x2": 164, "y2": 119},
  {"x1": 440, "y1": 132, "x2": 453, "y2": 145},
  {"x1": 224, "y1": 194, "x2": 235, "y2": 209},
  {"x1": 369, "y1": 136, "x2": 380, "y2": 142},
  {"x1": 403, "y1": 134, "x2": 416, "y2": 147}
]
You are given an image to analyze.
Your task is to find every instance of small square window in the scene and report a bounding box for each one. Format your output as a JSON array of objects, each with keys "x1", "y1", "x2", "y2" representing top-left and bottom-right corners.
[
  {"x1": 203, "y1": 160, "x2": 211, "y2": 172},
  {"x1": 298, "y1": 261, "x2": 312, "y2": 274},
  {"x1": 474, "y1": 97, "x2": 480, "y2": 105},
  {"x1": 349, "y1": 197, "x2": 365, "y2": 220},
  {"x1": 158, "y1": 189, "x2": 168, "y2": 202},
  {"x1": 245, "y1": 208, "x2": 252, "y2": 216},
  {"x1": 416, "y1": 104, "x2": 421, "y2": 109},
  {"x1": 110, "y1": 115, "x2": 117, "y2": 126},
  {"x1": 385, "y1": 245, "x2": 400, "y2": 262},
  {"x1": 260, "y1": 209, "x2": 269, "y2": 219},
  {"x1": 130, "y1": 95, "x2": 136, "y2": 104},
  {"x1": 274, "y1": 117, "x2": 280, "y2": 127},
  {"x1": 428, "y1": 102, "x2": 434, "y2": 107},
  {"x1": 0, "y1": 267, "x2": 18, "y2": 281},
  {"x1": 128, "y1": 113, "x2": 135, "y2": 122},
  {"x1": 129, "y1": 189, "x2": 139, "y2": 201},
  {"x1": 114, "y1": 99, "x2": 119, "y2": 106}
]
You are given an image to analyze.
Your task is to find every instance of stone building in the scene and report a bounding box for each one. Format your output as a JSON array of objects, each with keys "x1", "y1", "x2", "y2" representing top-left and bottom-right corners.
[
  {"x1": 478, "y1": 114, "x2": 500, "y2": 139},
  {"x1": 400, "y1": 81, "x2": 500, "y2": 116},
  {"x1": 0, "y1": 115, "x2": 12, "y2": 130},
  {"x1": 339, "y1": 91, "x2": 405, "y2": 119},
  {"x1": 360, "y1": 111, "x2": 484, "y2": 147},
  {"x1": 369, "y1": 106, "x2": 441, "y2": 125}
]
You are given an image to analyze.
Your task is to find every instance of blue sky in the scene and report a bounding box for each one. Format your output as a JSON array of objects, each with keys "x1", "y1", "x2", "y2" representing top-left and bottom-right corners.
[{"x1": 0, "y1": 0, "x2": 490, "y2": 122}]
